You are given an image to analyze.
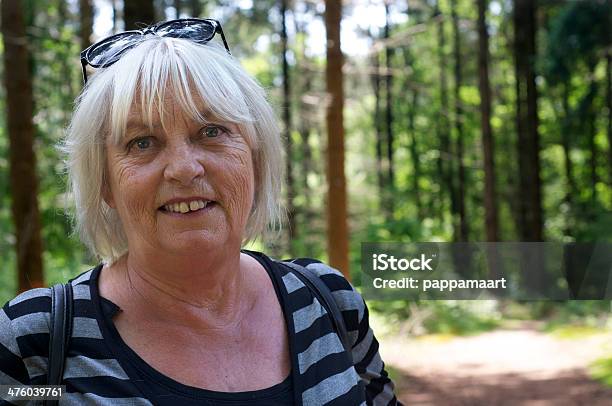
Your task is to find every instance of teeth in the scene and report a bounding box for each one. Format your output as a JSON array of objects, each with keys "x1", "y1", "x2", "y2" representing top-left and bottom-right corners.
[{"x1": 163, "y1": 200, "x2": 210, "y2": 213}]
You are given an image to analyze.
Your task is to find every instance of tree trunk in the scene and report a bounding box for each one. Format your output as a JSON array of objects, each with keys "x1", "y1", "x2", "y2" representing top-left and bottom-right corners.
[
  {"x1": 325, "y1": 0, "x2": 349, "y2": 279},
  {"x1": 174, "y1": 0, "x2": 181, "y2": 18},
  {"x1": 451, "y1": 0, "x2": 468, "y2": 241},
  {"x1": 190, "y1": 0, "x2": 202, "y2": 17},
  {"x1": 561, "y1": 82, "x2": 576, "y2": 215},
  {"x1": 586, "y1": 68, "x2": 598, "y2": 204},
  {"x1": 124, "y1": 0, "x2": 155, "y2": 29},
  {"x1": 1, "y1": 0, "x2": 44, "y2": 291},
  {"x1": 384, "y1": 2, "x2": 395, "y2": 212},
  {"x1": 280, "y1": 0, "x2": 296, "y2": 254},
  {"x1": 294, "y1": 13, "x2": 314, "y2": 253},
  {"x1": 369, "y1": 31, "x2": 385, "y2": 209},
  {"x1": 477, "y1": 0, "x2": 499, "y2": 242},
  {"x1": 408, "y1": 90, "x2": 424, "y2": 221},
  {"x1": 58, "y1": 0, "x2": 75, "y2": 118},
  {"x1": 111, "y1": 0, "x2": 118, "y2": 33},
  {"x1": 79, "y1": 0, "x2": 93, "y2": 50},
  {"x1": 435, "y1": 2, "x2": 458, "y2": 236},
  {"x1": 513, "y1": 0, "x2": 543, "y2": 241},
  {"x1": 607, "y1": 51, "x2": 612, "y2": 188}
]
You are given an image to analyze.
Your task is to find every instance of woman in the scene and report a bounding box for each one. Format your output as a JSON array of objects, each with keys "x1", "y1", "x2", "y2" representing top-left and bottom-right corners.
[{"x1": 0, "y1": 18, "x2": 400, "y2": 405}]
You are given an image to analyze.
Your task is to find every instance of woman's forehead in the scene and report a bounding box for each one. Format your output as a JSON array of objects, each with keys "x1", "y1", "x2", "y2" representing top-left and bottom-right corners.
[{"x1": 125, "y1": 97, "x2": 227, "y2": 128}]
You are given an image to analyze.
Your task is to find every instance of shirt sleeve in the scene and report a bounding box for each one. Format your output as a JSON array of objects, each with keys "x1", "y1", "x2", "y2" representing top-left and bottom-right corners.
[
  {"x1": 295, "y1": 259, "x2": 402, "y2": 406},
  {"x1": 0, "y1": 288, "x2": 52, "y2": 405},
  {"x1": 0, "y1": 303, "x2": 32, "y2": 405}
]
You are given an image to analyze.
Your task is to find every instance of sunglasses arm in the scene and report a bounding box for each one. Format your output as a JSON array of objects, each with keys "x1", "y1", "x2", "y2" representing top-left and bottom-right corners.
[
  {"x1": 217, "y1": 25, "x2": 231, "y2": 55},
  {"x1": 80, "y1": 58, "x2": 88, "y2": 84}
]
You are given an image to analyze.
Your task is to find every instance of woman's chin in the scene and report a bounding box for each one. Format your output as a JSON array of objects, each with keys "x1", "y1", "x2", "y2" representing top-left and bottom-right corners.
[{"x1": 162, "y1": 230, "x2": 227, "y2": 252}]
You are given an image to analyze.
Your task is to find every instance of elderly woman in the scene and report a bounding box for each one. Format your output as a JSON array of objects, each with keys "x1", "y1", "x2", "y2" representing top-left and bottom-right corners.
[{"x1": 0, "y1": 18, "x2": 400, "y2": 405}]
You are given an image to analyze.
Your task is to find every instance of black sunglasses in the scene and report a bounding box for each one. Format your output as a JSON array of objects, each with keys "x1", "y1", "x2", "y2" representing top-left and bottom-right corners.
[{"x1": 80, "y1": 18, "x2": 230, "y2": 84}]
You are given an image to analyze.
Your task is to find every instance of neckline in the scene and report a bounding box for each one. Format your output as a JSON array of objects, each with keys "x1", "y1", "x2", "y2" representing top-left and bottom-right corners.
[{"x1": 89, "y1": 250, "x2": 293, "y2": 400}]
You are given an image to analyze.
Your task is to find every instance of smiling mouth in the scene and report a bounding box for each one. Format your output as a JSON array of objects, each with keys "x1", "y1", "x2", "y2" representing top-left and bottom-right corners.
[{"x1": 159, "y1": 200, "x2": 216, "y2": 214}]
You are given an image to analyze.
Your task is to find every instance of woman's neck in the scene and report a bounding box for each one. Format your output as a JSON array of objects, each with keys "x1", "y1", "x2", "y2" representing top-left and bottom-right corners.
[{"x1": 109, "y1": 248, "x2": 257, "y2": 333}]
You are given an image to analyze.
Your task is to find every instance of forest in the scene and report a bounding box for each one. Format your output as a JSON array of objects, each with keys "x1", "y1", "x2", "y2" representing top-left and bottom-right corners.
[{"x1": 1, "y1": 0, "x2": 611, "y2": 403}]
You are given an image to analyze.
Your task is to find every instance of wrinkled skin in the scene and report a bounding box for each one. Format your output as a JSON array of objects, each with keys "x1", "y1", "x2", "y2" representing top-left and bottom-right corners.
[{"x1": 104, "y1": 97, "x2": 255, "y2": 258}]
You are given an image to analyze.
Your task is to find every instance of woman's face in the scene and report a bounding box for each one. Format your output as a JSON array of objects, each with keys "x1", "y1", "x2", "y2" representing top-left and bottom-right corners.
[{"x1": 104, "y1": 96, "x2": 255, "y2": 256}]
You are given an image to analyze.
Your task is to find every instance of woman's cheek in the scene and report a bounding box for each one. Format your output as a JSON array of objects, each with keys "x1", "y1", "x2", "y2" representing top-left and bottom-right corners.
[{"x1": 219, "y1": 152, "x2": 254, "y2": 223}]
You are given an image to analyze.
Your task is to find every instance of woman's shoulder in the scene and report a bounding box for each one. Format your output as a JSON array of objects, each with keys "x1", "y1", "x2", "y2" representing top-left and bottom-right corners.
[
  {"x1": 1, "y1": 287, "x2": 53, "y2": 331},
  {"x1": 280, "y1": 257, "x2": 366, "y2": 322},
  {"x1": 1, "y1": 267, "x2": 98, "y2": 339}
]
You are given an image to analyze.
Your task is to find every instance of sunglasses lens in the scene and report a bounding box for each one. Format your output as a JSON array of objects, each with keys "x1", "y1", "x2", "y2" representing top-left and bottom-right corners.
[
  {"x1": 156, "y1": 20, "x2": 216, "y2": 43},
  {"x1": 87, "y1": 33, "x2": 143, "y2": 67}
]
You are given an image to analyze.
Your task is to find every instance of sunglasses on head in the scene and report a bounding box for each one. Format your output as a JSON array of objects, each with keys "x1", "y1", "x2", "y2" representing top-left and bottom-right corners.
[{"x1": 79, "y1": 18, "x2": 230, "y2": 84}]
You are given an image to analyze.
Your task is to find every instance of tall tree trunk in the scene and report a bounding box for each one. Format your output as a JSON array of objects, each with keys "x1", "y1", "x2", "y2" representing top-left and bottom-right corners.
[
  {"x1": 369, "y1": 31, "x2": 385, "y2": 209},
  {"x1": 174, "y1": 0, "x2": 182, "y2": 18},
  {"x1": 477, "y1": 0, "x2": 499, "y2": 242},
  {"x1": 384, "y1": 2, "x2": 395, "y2": 216},
  {"x1": 294, "y1": 13, "x2": 314, "y2": 253},
  {"x1": 325, "y1": 0, "x2": 349, "y2": 279},
  {"x1": 2, "y1": 0, "x2": 44, "y2": 291},
  {"x1": 190, "y1": 0, "x2": 202, "y2": 17},
  {"x1": 408, "y1": 90, "x2": 424, "y2": 221},
  {"x1": 561, "y1": 82, "x2": 576, "y2": 216},
  {"x1": 124, "y1": 0, "x2": 155, "y2": 29},
  {"x1": 280, "y1": 0, "x2": 296, "y2": 253},
  {"x1": 435, "y1": 2, "x2": 458, "y2": 236},
  {"x1": 607, "y1": 51, "x2": 612, "y2": 188},
  {"x1": 451, "y1": 0, "x2": 468, "y2": 241},
  {"x1": 58, "y1": 0, "x2": 75, "y2": 118},
  {"x1": 585, "y1": 67, "x2": 599, "y2": 204},
  {"x1": 111, "y1": 0, "x2": 118, "y2": 33},
  {"x1": 513, "y1": 0, "x2": 543, "y2": 241},
  {"x1": 79, "y1": 0, "x2": 93, "y2": 51}
]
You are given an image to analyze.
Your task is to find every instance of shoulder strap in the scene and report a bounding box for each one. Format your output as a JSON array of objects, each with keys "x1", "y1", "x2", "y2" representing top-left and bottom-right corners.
[
  {"x1": 46, "y1": 282, "x2": 73, "y2": 405},
  {"x1": 280, "y1": 261, "x2": 351, "y2": 353}
]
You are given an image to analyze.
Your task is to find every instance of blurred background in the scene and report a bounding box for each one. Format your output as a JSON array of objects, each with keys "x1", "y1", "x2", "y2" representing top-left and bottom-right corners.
[{"x1": 1, "y1": 0, "x2": 611, "y2": 404}]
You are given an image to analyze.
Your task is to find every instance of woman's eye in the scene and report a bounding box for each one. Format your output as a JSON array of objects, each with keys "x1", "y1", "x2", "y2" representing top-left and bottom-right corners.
[
  {"x1": 200, "y1": 125, "x2": 227, "y2": 138},
  {"x1": 128, "y1": 137, "x2": 154, "y2": 151}
]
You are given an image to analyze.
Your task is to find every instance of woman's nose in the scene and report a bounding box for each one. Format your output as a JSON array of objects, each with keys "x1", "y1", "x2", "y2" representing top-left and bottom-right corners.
[{"x1": 163, "y1": 144, "x2": 205, "y2": 185}]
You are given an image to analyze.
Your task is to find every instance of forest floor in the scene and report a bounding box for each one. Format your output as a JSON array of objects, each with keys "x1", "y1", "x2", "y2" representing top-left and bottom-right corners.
[{"x1": 376, "y1": 320, "x2": 612, "y2": 405}]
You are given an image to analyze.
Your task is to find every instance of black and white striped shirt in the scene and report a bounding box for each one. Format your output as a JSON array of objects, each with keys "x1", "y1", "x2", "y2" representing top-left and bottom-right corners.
[{"x1": 0, "y1": 250, "x2": 400, "y2": 405}]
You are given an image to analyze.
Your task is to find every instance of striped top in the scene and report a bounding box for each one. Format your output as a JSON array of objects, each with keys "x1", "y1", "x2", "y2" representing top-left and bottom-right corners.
[{"x1": 1, "y1": 250, "x2": 400, "y2": 405}]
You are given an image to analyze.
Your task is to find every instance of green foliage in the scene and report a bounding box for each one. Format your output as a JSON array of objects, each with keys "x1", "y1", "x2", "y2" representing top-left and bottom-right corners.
[
  {"x1": 369, "y1": 300, "x2": 500, "y2": 336},
  {"x1": 590, "y1": 357, "x2": 612, "y2": 388}
]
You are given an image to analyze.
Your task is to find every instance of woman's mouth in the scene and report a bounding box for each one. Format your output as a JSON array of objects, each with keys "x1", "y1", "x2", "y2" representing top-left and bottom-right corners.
[{"x1": 159, "y1": 200, "x2": 217, "y2": 215}]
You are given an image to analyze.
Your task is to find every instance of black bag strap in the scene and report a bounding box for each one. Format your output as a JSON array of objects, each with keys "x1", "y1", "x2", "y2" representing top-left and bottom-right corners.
[
  {"x1": 45, "y1": 282, "x2": 73, "y2": 406},
  {"x1": 280, "y1": 261, "x2": 351, "y2": 353}
]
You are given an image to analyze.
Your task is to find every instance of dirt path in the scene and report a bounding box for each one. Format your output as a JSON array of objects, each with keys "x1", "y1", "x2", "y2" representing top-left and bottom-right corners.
[{"x1": 377, "y1": 323, "x2": 612, "y2": 405}]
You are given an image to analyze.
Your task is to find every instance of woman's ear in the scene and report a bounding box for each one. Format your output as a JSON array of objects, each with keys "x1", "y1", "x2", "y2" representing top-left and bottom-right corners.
[{"x1": 101, "y1": 179, "x2": 115, "y2": 209}]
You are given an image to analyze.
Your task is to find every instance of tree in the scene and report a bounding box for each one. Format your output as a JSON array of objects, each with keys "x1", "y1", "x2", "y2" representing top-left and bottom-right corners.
[
  {"x1": 1, "y1": 0, "x2": 45, "y2": 291},
  {"x1": 79, "y1": 0, "x2": 94, "y2": 50},
  {"x1": 450, "y1": 0, "x2": 468, "y2": 241},
  {"x1": 124, "y1": 0, "x2": 155, "y2": 29},
  {"x1": 513, "y1": 0, "x2": 543, "y2": 241},
  {"x1": 369, "y1": 29, "x2": 385, "y2": 210},
  {"x1": 325, "y1": 0, "x2": 349, "y2": 279},
  {"x1": 477, "y1": 0, "x2": 499, "y2": 242},
  {"x1": 384, "y1": 1, "x2": 395, "y2": 209},
  {"x1": 190, "y1": 0, "x2": 202, "y2": 17},
  {"x1": 280, "y1": 0, "x2": 296, "y2": 253},
  {"x1": 434, "y1": 1, "x2": 457, "y2": 235}
]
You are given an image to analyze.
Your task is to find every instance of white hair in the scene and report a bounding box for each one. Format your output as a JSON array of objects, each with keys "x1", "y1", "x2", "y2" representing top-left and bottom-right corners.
[{"x1": 61, "y1": 37, "x2": 284, "y2": 264}]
